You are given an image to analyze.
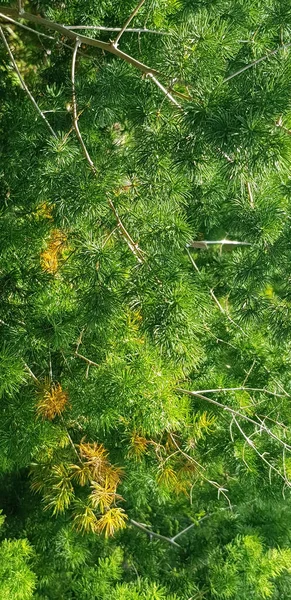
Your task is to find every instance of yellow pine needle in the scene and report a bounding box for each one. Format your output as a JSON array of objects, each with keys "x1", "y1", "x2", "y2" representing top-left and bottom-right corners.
[
  {"x1": 40, "y1": 229, "x2": 67, "y2": 274},
  {"x1": 73, "y1": 505, "x2": 99, "y2": 534},
  {"x1": 128, "y1": 432, "x2": 149, "y2": 460},
  {"x1": 70, "y1": 463, "x2": 92, "y2": 486},
  {"x1": 95, "y1": 508, "x2": 128, "y2": 537},
  {"x1": 89, "y1": 480, "x2": 123, "y2": 512},
  {"x1": 157, "y1": 465, "x2": 179, "y2": 488},
  {"x1": 37, "y1": 383, "x2": 69, "y2": 420}
]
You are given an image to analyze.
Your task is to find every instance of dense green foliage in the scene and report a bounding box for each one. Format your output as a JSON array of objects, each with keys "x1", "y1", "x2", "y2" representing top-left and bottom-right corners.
[{"x1": 2, "y1": 0, "x2": 291, "y2": 597}]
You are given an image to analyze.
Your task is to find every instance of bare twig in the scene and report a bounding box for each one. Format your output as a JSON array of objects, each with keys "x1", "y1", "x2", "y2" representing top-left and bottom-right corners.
[
  {"x1": 113, "y1": 0, "x2": 146, "y2": 47},
  {"x1": 147, "y1": 72, "x2": 182, "y2": 108},
  {"x1": 0, "y1": 26, "x2": 57, "y2": 138},
  {"x1": 23, "y1": 362, "x2": 39, "y2": 383},
  {"x1": 186, "y1": 247, "x2": 248, "y2": 335},
  {"x1": 247, "y1": 182, "x2": 254, "y2": 208},
  {"x1": 243, "y1": 359, "x2": 256, "y2": 386},
  {"x1": 186, "y1": 386, "x2": 285, "y2": 398},
  {"x1": 129, "y1": 518, "x2": 181, "y2": 548},
  {"x1": 168, "y1": 432, "x2": 231, "y2": 507},
  {"x1": 0, "y1": 8, "x2": 158, "y2": 75},
  {"x1": 71, "y1": 39, "x2": 97, "y2": 174},
  {"x1": 66, "y1": 25, "x2": 169, "y2": 35},
  {"x1": 0, "y1": 12, "x2": 54, "y2": 39},
  {"x1": 188, "y1": 239, "x2": 251, "y2": 248},
  {"x1": 0, "y1": 13, "x2": 102, "y2": 59},
  {"x1": 177, "y1": 388, "x2": 291, "y2": 451},
  {"x1": 107, "y1": 198, "x2": 145, "y2": 263},
  {"x1": 233, "y1": 416, "x2": 291, "y2": 486},
  {"x1": 17, "y1": 0, "x2": 23, "y2": 14},
  {"x1": 223, "y1": 42, "x2": 291, "y2": 83},
  {"x1": 75, "y1": 352, "x2": 100, "y2": 368}
]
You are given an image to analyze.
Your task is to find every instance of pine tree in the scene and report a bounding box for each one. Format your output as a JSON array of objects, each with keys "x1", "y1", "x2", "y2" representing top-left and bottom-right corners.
[{"x1": 2, "y1": 0, "x2": 291, "y2": 597}]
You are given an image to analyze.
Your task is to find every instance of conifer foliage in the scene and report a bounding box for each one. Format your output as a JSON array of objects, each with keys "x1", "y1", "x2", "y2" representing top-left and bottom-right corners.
[{"x1": 2, "y1": 0, "x2": 291, "y2": 597}]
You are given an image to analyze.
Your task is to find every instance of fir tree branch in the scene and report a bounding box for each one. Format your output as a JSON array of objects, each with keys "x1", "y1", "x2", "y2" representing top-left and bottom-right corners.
[
  {"x1": 0, "y1": 8, "x2": 159, "y2": 75},
  {"x1": 129, "y1": 518, "x2": 182, "y2": 548},
  {"x1": 71, "y1": 41, "x2": 146, "y2": 263},
  {"x1": 0, "y1": 27, "x2": 58, "y2": 138},
  {"x1": 113, "y1": 0, "x2": 146, "y2": 48}
]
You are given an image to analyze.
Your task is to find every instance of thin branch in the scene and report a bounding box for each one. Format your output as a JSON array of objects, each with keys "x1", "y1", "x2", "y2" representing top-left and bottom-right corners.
[
  {"x1": 17, "y1": 0, "x2": 23, "y2": 14},
  {"x1": 66, "y1": 25, "x2": 169, "y2": 35},
  {"x1": 147, "y1": 72, "x2": 182, "y2": 108},
  {"x1": 223, "y1": 42, "x2": 291, "y2": 83},
  {"x1": 168, "y1": 432, "x2": 231, "y2": 507},
  {"x1": 187, "y1": 386, "x2": 285, "y2": 398},
  {"x1": 113, "y1": 0, "x2": 146, "y2": 47},
  {"x1": 75, "y1": 352, "x2": 99, "y2": 368},
  {"x1": 107, "y1": 198, "x2": 145, "y2": 263},
  {"x1": 23, "y1": 362, "x2": 39, "y2": 383},
  {"x1": 0, "y1": 26, "x2": 57, "y2": 138},
  {"x1": 247, "y1": 182, "x2": 254, "y2": 208},
  {"x1": 0, "y1": 13, "x2": 102, "y2": 59},
  {"x1": 171, "y1": 507, "x2": 233, "y2": 542},
  {"x1": 171, "y1": 522, "x2": 196, "y2": 541},
  {"x1": 71, "y1": 39, "x2": 97, "y2": 174},
  {"x1": 0, "y1": 8, "x2": 158, "y2": 75},
  {"x1": 177, "y1": 388, "x2": 291, "y2": 451},
  {"x1": 0, "y1": 12, "x2": 54, "y2": 39},
  {"x1": 129, "y1": 518, "x2": 181, "y2": 548},
  {"x1": 168, "y1": 432, "x2": 205, "y2": 471},
  {"x1": 233, "y1": 416, "x2": 291, "y2": 486},
  {"x1": 243, "y1": 359, "x2": 256, "y2": 386},
  {"x1": 188, "y1": 239, "x2": 251, "y2": 248}
]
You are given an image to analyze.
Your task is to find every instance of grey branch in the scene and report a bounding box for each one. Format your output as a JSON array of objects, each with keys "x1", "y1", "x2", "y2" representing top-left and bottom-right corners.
[
  {"x1": 129, "y1": 519, "x2": 181, "y2": 548},
  {"x1": 75, "y1": 352, "x2": 99, "y2": 368},
  {"x1": 0, "y1": 27, "x2": 57, "y2": 138},
  {"x1": 188, "y1": 239, "x2": 251, "y2": 249},
  {"x1": 177, "y1": 388, "x2": 291, "y2": 451},
  {"x1": 147, "y1": 72, "x2": 182, "y2": 108},
  {"x1": 224, "y1": 42, "x2": 291, "y2": 83},
  {"x1": 71, "y1": 40, "x2": 98, "y2": 174},
  {"x1": 187, "y1": 386, "x2": 286, "y2": 398},
  {"x1": 0, "y1": 8, "x2": 158, "y2": 75},
  {"x1": 65, "y1": 25, "x2": 169, "y2": 35},
  {"x1": 113, "y1": 0, "x2": 146, "y2": 47},
  {"x1": 0, "y1": 12, "x2": 95, "y2": 56}
]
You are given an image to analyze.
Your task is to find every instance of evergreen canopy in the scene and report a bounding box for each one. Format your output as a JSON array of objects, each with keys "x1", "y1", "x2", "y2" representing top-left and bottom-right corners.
[{"x1": 2, "y1": 0, "x2": 291, "y2": 598}]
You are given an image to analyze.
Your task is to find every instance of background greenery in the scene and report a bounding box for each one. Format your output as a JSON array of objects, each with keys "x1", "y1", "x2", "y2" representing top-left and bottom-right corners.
[{"x1": 2, "y1": 0, "x2": 291, "y2": 597}]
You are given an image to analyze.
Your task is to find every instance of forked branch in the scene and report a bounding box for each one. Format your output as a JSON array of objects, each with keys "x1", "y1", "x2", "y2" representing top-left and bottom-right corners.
[{"x1": 113, "y1": 0, "x2": 146, "y2": 47}]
